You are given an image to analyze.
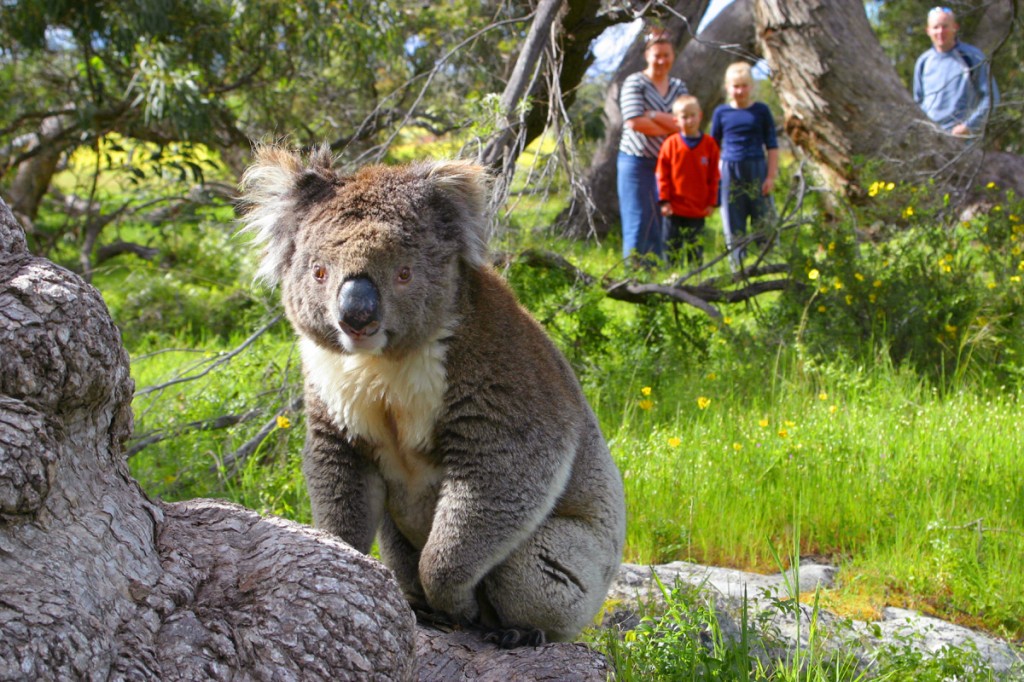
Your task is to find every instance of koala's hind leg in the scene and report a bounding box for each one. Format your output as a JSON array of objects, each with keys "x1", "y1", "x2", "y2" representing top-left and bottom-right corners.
[{"x1": 480, "y1": 517, "x2": 618, "y2": 643}]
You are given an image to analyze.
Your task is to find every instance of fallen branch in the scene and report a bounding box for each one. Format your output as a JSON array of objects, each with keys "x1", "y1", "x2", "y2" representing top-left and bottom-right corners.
[
  {"x1": 125, "y1": 408, "x2": 263, "y2": 459},
  {"x1": 506, "y1": 248, "x2": 797, "y2": 319}
]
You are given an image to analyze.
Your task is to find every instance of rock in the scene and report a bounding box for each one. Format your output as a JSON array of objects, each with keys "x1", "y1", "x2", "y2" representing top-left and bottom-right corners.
[{"x1": 606, "y1": 561, "x2": 1023, "y2": 678}]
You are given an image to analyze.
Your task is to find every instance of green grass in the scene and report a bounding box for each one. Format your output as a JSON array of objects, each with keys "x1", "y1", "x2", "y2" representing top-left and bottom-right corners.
[{"x1": 600, "y1": 352, "x2": 1024, "y2": 640}]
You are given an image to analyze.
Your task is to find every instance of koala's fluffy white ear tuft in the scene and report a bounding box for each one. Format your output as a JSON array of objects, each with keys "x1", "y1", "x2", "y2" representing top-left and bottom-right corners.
[
  {"x1": 419, "y1": 160, "x2": 490, "y2": 269},
  {"x1": 238, "y1": 143, "x2": 337, "y2": 286}
]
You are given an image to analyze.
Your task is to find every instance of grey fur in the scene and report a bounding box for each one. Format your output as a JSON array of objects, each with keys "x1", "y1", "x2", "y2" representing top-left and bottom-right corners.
[{"x1": 238, "y1": 144, "x2": 626, "y2": 643}]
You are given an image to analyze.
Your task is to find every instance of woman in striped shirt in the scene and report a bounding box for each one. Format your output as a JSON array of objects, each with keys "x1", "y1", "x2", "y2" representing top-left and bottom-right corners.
[{"x1": 617, "y1": 29, "x2": 688, "y2": 263}]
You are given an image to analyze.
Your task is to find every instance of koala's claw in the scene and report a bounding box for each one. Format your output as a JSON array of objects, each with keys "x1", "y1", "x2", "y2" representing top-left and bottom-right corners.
[
  {"x1": 414, "y1": 607, "x2": 456, "y2": 632},
  {"x1": 483, "y1": 626, "x2": 548, "y2": 649}
]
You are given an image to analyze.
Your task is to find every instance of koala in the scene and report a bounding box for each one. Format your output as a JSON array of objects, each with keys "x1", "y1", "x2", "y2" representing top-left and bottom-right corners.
[{"x1": 238, "y1": 144, "x2": 625, "y2": 646}]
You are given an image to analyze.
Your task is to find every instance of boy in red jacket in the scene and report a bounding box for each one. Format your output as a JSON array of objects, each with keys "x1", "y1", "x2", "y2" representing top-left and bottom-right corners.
[{"x1": 656, "y1": 95, "x2": 720, "y2": 267}]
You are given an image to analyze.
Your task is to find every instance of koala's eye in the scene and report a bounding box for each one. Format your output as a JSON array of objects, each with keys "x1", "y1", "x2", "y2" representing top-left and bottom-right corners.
[
  {"x1": 312, "y1": 264, "x2": 328, "y2": 282},
  {"x1": 396, "y1": 266, "x2": 412, "y2": 284}
]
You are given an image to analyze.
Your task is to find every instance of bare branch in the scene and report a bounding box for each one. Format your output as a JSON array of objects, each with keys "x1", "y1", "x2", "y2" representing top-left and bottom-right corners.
[
  {"x1": 215, "y1": 395, "x2": 305, "y2": 476},
  {"x1": 133, "y1": 314, "x2": 284, "y2": 399},
  {"x1": 125, "y1": 409, "x2": 263, "y2": 459}
]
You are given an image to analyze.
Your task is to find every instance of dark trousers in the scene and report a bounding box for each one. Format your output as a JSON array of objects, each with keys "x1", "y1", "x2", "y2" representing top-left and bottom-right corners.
[
  {"x1": 720, "y1": 158, "x2": 774, "y2": 271},
  {"x1": 663, "y1": 215, "x2": 706, "y2": 267}
]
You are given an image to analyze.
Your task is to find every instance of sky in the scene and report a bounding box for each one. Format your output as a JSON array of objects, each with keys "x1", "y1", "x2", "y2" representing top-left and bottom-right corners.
[{"x1": 588, "y1": 0, "x2": 735, "y2": 75}]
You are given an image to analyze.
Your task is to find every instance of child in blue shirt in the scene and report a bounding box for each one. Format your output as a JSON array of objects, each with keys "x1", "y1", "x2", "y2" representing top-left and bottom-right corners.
[{"x1": 711, "y1": 62, "x2": 778, "y2": 272}]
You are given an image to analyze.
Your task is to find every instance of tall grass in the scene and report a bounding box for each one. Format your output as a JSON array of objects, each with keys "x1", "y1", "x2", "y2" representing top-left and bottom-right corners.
[{"x1": 600, "y1": 348, "x2": 1024, "y2": 639}]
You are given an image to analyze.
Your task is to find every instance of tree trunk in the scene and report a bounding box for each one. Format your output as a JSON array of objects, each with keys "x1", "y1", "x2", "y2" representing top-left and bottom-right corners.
[
  {"x1": 560, "y1": 0, "x2": 755, "y2": 240},
  {"x1": 7, "y1": 115, "x2": 65, "y2": 230},
  {"x1": 478, "y1": 0, "x2": 662, "y2": 218},
  {"x1": 754, "y1": 0, "x2": 1024, "y2": 204},
  {"x1": 0, "y1": 197, "x2": 611, "y2": 680},
  {"x1": 971, "y1": 0, "x2": 1021, "y2": 55}
]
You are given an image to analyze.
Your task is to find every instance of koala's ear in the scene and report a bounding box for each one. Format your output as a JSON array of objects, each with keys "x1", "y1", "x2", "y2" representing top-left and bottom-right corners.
[
  {"x1": 237, "y1": 143, "x2": 338, "y2": 286},
  {"x1": 419, "y1": 160, "x2": 490, "y2": 268}
]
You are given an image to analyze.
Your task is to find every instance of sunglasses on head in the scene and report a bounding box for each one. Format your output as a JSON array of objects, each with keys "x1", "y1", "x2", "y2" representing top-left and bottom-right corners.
[{"x1": 645, "y1": 30, "x2": 669, "y2": 46}]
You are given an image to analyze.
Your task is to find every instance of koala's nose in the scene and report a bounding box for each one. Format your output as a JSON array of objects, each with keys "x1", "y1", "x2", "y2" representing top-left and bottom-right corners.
[{"x1": 338, "y1": 276, "x2": 381, "y2": 338}]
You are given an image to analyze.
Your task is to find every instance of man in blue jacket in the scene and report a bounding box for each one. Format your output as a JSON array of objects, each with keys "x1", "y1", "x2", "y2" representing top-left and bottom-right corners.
[{"x1": 913, "y1": 6, "x2": 998, "y2": 137}]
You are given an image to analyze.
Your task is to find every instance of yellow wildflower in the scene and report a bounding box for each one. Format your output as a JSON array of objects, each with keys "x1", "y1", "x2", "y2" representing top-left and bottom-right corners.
[
  {"x1": 638, "y1": 399, "x2": 654, "y2": 411},
  {"x1": 885, "y1": 182, "x2": 894, "y2": 191},
  {"x1": 1012, "y1": 276, "x2": 1021, "y2": 284},
  {"x1": 829, "y1": 404, "x2": 838, "y2": 414},
  {"x1": 778, "y1": 428, "x2": 788, "y2": 438},
  {"x1": 667, "y1": 437, "x2": 682, "y2": 448},
  {"x1": 784, "y1": 420, "x2": 796, "y2": 428},
  {"x1": 903, "y1": 206, "x2": 915, "y2": 218},
  {"x1": 706, "y1": 372, "x2": 717, "y2": 380},
  {"x1": 854, "y1": 273, "x2": 864, "y2": 281},
  {"x1": 732, "y1": 442, "x2": 743, "y2": 451},
  {"x1": 987, "y1": 181, "x2": 997, "y2": 189},
  {"x1": 697, "y1": 396, "x2": 711, "y2": 410},
  {"x1": 759, "y1": 418, "x2": 769, "y2": 428},
  {"x1": 845, "y1": 295, "x2": 853, "y2": 305},
  {"x1": 276, "y1": 415, "x2": 292, "y2": 429},
  {"x1": 818, "y1": 392, "x2": 828, "y2": 401},
  {"x1": 818, "y1": 305, "x2": 827, "y2": 313},
  {"x1": 641, "y1": 386, "x2": 652, "y2": 396},
  {"x1": 808, "y1": 268, "x2": 820, "y2": 281},
  {"x1": 873, "y1": 280, "x2": 882, "y2": 288}
]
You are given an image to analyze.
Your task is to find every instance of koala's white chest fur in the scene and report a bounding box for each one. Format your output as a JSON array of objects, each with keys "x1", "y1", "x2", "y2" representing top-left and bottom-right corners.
[{"x1": 300, "y1": 335, "x2": 447, "y2": 490}]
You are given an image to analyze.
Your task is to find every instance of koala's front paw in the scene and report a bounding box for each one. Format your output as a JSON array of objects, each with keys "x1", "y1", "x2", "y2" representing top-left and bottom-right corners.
[
  {"x1": 420, "y1": 553, "x2": 479, "y2": 624},
  {"x1": 425, "y1": 584, "x2": 479, "y2": 624}
]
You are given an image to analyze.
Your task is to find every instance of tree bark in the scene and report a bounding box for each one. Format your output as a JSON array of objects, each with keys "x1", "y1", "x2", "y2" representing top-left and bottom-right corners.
[
  {"x1": 971, "y1": 0, "x2": 1021, "y2": 55},
  {"x1": 478, "y1": 0, "x2": 659, "y2": 216},
  {"x1": 0, "y1": 197, "x2": 611, "y2": 680},
  {"x1": 560, "y1": 0, "x2": 755, "y2": 240},
  {"x1": 415, "y1": 628, "x2": 610, "y2": 681},
  {"x1": 754, "y1": 0, "x2": 1024, "y2": 204},
  {"x1": 7, "y1": 115, "x2": 65, "y2": 228}
]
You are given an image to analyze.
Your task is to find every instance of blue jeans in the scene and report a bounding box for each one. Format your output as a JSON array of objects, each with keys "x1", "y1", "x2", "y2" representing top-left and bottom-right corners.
[
  {"x1": 617, "y1": 153, "x2": 663, "y2": 261},
  {"x1": 720, "y1": 158, "x2": 774, "y2": 270}
]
